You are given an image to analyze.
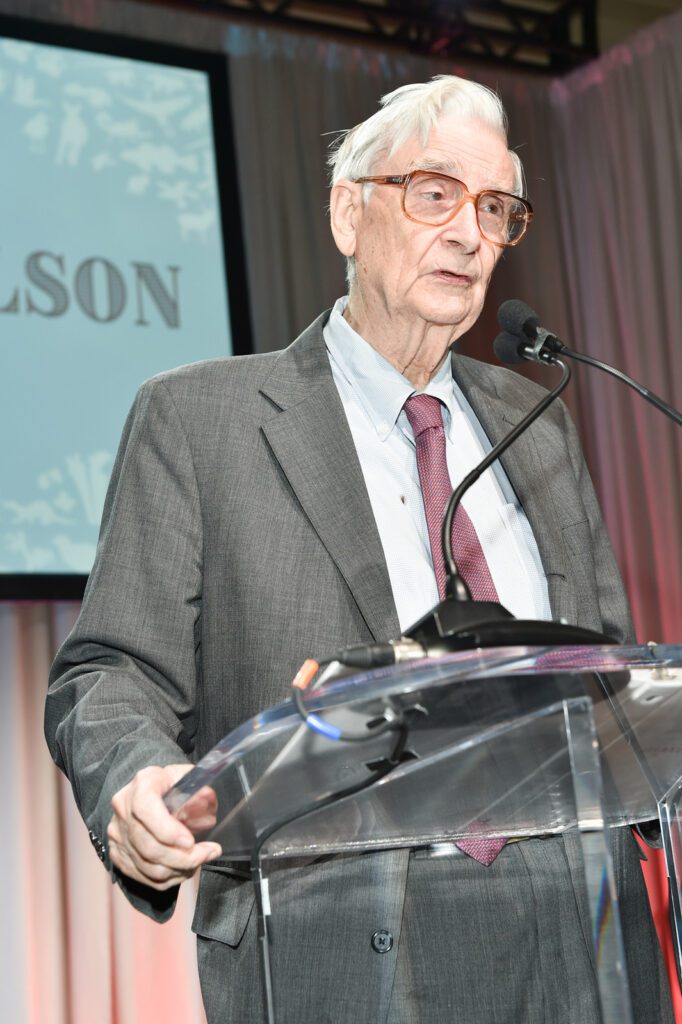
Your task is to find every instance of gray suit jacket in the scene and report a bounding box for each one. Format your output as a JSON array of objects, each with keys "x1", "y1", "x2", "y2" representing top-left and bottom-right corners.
[{"x1": 46, "y1": 311, "x2": 651, "y2": 1022}]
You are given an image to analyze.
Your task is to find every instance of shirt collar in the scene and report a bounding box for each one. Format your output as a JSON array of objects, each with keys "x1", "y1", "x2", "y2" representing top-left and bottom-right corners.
[{"x1": 324, "y1": 296, "x2": 458, "y2": 441}]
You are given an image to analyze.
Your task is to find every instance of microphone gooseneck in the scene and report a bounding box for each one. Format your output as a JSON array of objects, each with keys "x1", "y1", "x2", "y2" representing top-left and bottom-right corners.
[
  {"x1": 441, "y1": 353, "x2": 572, "y2": 599},
  {"x1": 562, "y1": 350, "x2": 682, "y2": 425},
  {"x1": 401, "y1": 342, "x2": 612, "y2": 652},
  {"x1": 322, "y1": 301, "x2": 633, "y2": 670}
]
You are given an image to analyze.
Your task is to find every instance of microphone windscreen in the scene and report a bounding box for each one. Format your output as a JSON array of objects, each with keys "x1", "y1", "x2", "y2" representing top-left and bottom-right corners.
[
  {"x1": 498, "y1": 299, "x2": 539, "y2": 338},
  {"x1": 494, "y1": 331, "x2": 527, "y2": 364}
]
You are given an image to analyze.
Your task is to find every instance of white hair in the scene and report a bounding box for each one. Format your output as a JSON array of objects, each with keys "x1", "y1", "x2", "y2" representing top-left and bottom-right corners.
[{"x1": 328, "y1": 75, "x2": 525, "y2": 288}]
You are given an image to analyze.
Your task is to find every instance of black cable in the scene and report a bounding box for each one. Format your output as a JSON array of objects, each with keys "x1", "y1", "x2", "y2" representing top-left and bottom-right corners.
[
  {"x1": 251, "y1": 719, "x2": 408, "y2": 870},
  {"x1": 292, "y1": 679, "x2": 399, "y2": 742},
  {"x1": 250, "y1": 721, "x2": 409, "y2": 1023}
]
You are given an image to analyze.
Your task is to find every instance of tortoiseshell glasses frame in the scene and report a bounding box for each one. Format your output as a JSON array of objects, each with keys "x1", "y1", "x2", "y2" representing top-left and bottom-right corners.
[{"x1": 354, "y1": 169, "x2": 534, "y2": 247}]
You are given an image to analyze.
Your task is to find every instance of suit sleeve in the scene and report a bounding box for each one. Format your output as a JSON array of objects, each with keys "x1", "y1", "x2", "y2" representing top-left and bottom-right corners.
[
  {"x1": 559, "y1": 399, "x2": 635, "y2": 644},
  {"x1": 45, "y1": 376, "x2": 203, "y2": 920}
]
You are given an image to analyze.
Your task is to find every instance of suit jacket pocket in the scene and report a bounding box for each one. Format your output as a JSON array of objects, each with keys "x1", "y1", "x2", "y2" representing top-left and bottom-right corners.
[
  {"x1": 192, "y1": 864, "x2": 255, "y2": 948},
  {"x1": 559, "y1": 518, "x2": 601, "y2": 625},
  {"x1": 561, "y1": 517, "x2": 592, "y2": 558}
]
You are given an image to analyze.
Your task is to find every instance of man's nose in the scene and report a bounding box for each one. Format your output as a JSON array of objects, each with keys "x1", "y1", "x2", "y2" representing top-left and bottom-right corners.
[{"x1": 442, "y1": 197, "x2": 482, "y2": 252}]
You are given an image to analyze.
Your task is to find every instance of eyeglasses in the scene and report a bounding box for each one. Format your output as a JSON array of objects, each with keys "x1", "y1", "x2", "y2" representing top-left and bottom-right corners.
[{"x1": 354, "y1": 169, "x2": 533, "y2": 247}]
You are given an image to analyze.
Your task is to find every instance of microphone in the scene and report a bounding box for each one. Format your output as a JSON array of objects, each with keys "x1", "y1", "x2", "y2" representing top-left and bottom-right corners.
[
  {"x1": 496, "y1": 300, "x2": 682, "y2": 425},
  {"x1": 323, "y1": 303, "x2": 619, "y2": 673},
  {"x1": 498, "y1": 298, "x2": 540, "y2": 338},
  {"x1": 494, "y1": 331, "x2": 552, "y2": 365}
]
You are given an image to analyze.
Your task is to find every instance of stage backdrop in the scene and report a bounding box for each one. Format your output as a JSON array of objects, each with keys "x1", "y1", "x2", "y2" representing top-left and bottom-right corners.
[{"x1": 0, "y1": 1, "x2": 680, "y2": 1021}]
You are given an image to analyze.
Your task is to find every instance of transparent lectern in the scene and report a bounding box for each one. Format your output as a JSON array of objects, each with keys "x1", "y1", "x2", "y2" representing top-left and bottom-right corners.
[{"x1": 165, "y1": 643, "x2": 682, "y2": 1024}]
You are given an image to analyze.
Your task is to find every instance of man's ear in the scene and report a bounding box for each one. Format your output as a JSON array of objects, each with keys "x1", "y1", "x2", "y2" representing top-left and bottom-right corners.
[{"x1": 330, "y1": 180, "x2": 362, "y2": 257}]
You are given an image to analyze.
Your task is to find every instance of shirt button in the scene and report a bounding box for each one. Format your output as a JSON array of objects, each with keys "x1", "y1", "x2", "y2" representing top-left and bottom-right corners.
[{"x1": 371, "y1": 929, "x2": 394, "y2": 953}]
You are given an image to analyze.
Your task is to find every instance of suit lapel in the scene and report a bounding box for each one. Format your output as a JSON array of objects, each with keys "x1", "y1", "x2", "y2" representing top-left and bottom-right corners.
[
  {"x1": 452, "y1": 355, "x2": 577, "y2": 624},
  {"x1": 259, "y1": 314, "x2": 401, "y2": 643}
]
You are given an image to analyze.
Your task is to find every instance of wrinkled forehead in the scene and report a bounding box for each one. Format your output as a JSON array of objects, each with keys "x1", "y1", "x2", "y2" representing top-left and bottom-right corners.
[{"x1": 379, "y1": 115, "x2": 518, "y2": 193}]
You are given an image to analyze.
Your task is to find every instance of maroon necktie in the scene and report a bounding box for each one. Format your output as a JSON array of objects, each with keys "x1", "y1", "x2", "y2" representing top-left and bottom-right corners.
[{"x1": 404, "y1": 392, "x2": 506, "y2": 866}]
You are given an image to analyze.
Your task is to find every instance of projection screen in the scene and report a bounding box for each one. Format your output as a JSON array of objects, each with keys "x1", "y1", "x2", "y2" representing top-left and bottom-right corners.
[{"x1": 0, "y1": 17, "x2": 250, "y2": 598}]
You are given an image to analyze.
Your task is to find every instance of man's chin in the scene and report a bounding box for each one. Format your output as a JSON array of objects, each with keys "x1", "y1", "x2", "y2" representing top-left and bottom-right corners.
[
  {"x1": 414, "y1": 284, "x2": 483, "y2": 324},
  {"x1": 416, "y1": 301, "x2": 479, "y2": 336}
]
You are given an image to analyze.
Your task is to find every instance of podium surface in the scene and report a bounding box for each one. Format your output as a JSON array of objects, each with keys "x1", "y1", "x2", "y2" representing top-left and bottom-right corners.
[
  {"x1": 166, "y1": 643, "x2": 682, "y2": 1024},
  {"x1": 167, "y1": 644, "x2": 682, "y2": 854}
]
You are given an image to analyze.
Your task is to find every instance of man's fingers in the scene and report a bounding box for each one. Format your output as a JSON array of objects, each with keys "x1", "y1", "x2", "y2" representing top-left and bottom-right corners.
[
  {"x1": 109, "y1": 827, "x2": 222, "y2": 888},
  {"x1": 108, "y1": 839, "x2": 194, "y2": 889},
  {"x1": 114, "y1": 814, "x2": 216, "y2": 871},
  {"x1": 125, "y1": 810, "x2": 191, "y2": 860},
  {"x1": 126, "y1": 764, "x2": 196, "y2": 848},
  {"x1": 108, "y1": 764, "x2": 222, "y2": 891},
  {"x1": 176, "y1": 786, "x2": 218, "y2": 831},
  {"x1": 184, "y1": 812, "x2": 218, "y2": 832}
]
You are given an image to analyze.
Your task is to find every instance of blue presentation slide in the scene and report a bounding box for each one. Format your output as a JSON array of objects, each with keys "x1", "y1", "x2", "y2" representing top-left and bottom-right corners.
[{"x1": 0, "y1": 34, "x2": 233, "y2": 575}]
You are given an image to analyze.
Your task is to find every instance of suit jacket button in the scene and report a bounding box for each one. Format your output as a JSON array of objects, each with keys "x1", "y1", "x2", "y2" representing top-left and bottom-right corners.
[{"x1": 371, "y1": 929, "x2": 393, "y2": 953}]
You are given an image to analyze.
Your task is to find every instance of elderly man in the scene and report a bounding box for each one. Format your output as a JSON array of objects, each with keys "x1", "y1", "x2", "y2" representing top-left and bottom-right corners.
[{"x1": 46, "y1": 76, "x2": 672, "y2": 1023}]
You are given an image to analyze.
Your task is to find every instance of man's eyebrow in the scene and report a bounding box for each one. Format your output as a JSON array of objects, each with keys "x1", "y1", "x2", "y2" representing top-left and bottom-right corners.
[
  {"x1": 406, "y1": 158, "x2": 514, "y2": 193},
  {"x1": 409, "y1": 158, "x2": 462, "y2": 175}
]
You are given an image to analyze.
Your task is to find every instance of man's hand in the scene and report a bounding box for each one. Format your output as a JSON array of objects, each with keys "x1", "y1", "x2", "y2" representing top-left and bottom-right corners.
[{"x1": 108, "y1": 764, "x2": 222, "y2": 890}]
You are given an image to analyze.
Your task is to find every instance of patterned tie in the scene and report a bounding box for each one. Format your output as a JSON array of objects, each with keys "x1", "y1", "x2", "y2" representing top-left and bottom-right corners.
[
  {"x1": 403, "y1": 392, "x2": 506, "y2": 866},
  {"x1": 403, "y1": 393, "x2": 500, "y2": 603}
]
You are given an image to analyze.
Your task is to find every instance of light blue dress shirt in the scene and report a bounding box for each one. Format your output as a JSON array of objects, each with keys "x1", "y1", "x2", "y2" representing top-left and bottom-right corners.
[{"x1": 324, "y1": 297, "x2": 551, "y2": 632}]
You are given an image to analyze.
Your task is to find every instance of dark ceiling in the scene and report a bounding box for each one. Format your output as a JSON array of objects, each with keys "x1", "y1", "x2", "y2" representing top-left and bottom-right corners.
[{"x1": 134, "y1": 0, "x2": 678, "y2": 72}]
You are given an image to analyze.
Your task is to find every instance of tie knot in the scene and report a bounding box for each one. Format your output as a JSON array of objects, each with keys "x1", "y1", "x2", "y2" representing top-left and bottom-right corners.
[{"x1": 403, "y1": 393, "x2": 444, "y2": 438}]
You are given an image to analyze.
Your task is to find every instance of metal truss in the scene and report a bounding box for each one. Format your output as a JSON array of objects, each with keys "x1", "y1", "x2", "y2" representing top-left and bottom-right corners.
[{"x1": 141, "y1": 0, "x2": 598, "y2": 71}]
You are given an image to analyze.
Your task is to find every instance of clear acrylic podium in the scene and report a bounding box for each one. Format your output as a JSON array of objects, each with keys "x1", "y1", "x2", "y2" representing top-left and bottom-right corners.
[{"x1": 166, "y1": 643, "x2": 682, "y2": 1023}]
